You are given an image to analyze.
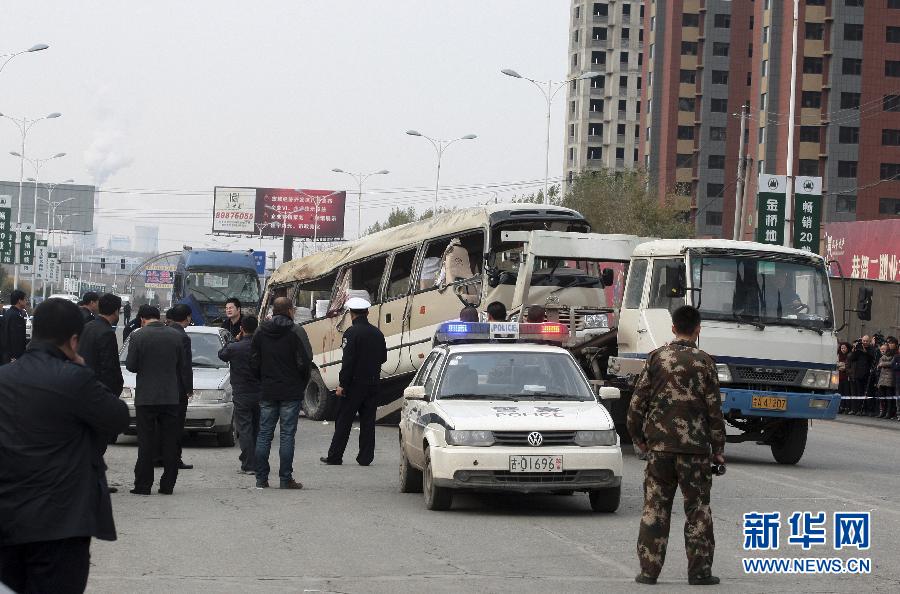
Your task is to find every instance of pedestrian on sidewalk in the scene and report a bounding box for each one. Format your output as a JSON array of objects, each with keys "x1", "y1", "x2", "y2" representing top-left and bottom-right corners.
[
  {"x1": 166, "y1": 304, "x2": 194, "y2": 470},
  {"x1": 125, "y1": 306, "x2": 185, "y2": 495},
  {"x1": 1, "y1": 290, "x2": 28, "y2": 365},
  {"x1": 837, "y1": 342, "x2": 851, "y2": 414},
  {"x1": 122, "y1": 301, "x2": 132, "y2": 324},
  {"x1": 218, "y1": 316, "x2": 261, "y2": 474},
  {"x1": 250, "y1": 297, "x2": 311, "y2": 490},
  {"x1": 876, "y1": 341, "x2": 897, "y2": 419},
  {"x1": 0, "y1": 298, "x2": 129, "y2": 593},
  {"x1": 321, "y1": 297, "x2": 386, "y2": 467},
  {"x1": 627, "y1": 305, "x2": 725, "y2": 587},
  {"x1": 888, "y1": 337, "x2": 900, "y2": 421},
  {"x1": 847, "y1": 338, "x2": 874, "y2": 415}
]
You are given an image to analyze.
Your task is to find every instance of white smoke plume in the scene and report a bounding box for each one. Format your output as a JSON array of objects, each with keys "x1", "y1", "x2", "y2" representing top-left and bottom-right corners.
[{"x1": 83, "y1": 86, "x2": 134, "y2": 188}]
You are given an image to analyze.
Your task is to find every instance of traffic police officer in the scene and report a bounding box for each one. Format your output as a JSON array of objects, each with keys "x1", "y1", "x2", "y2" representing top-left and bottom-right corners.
[
  {"x1": 321, "y1": 297, "x2": 387, "y2": 466},
  {"x1": 626, "y1": 305, "x2": 726, "y2": 586}
]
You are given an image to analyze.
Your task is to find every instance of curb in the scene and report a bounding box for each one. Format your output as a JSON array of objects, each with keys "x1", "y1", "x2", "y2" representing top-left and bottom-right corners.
[{"x1": 827, "y1": 414, "x2": 900, "y2": 432}]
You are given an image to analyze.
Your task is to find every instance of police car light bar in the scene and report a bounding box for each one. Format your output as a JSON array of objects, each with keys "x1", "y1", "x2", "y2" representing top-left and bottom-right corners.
[{"x1": 435, "y1": 322, "x2": 567, "y2": 345}]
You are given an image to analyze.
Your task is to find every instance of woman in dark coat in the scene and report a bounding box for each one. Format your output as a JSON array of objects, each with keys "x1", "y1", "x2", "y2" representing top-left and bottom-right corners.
[{"x1": 837, "y1": 342, "x2": 851, "y2": 413}]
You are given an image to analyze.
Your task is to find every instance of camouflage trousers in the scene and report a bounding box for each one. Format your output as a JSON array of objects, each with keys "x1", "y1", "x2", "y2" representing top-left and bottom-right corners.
[{"x1": 637, "y1": 451, "x2": 714, "y2": 579}]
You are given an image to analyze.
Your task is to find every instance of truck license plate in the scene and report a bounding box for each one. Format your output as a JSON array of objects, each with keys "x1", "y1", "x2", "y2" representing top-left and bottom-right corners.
[
  {"x1": 509, "y1": 455, "x2": 563, "y2": 473},
  {"x1": 752, "y1": 395, "x2": 788, "y2": 411}
]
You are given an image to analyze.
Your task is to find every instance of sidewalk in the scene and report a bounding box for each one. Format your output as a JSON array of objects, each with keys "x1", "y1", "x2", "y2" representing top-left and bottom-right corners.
[{"x1": 829, "y1": 412, "x2": 900, "y2": 432}]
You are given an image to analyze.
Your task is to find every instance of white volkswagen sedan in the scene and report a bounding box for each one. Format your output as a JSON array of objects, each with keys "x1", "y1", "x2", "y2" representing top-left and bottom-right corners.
[
  {"x1": 399, "y1": 322, "x2": 623, "y2": 512},
  {"x1": 118, "y1": 325, "x2": 235, "y2": 446}
]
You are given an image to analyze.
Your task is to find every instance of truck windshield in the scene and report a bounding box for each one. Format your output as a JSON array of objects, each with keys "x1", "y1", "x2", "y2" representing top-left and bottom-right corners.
[
  {"x1": 436, "y1": 351, "x2": 595, "y2": 401},
  {"x1": 185, "y1": 271, "x2": 259, "y2": 304},
  {"x1": 690, "y1": 255, "x2": 833, "y2": 330}
]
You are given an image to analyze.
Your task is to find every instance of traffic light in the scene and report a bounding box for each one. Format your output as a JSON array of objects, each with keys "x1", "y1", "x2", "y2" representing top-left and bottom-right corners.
[
  {"x1": 120, "y1": 258, "x2": 126, "y2": 270},
  {"x1": 100, "y1": 257, "x2": 106, "y2": 270}
]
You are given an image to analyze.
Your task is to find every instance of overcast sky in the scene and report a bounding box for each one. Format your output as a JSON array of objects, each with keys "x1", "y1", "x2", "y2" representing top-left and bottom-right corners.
[{"x1": 0, "y1": 1, "x2": 570, "y2": 257}]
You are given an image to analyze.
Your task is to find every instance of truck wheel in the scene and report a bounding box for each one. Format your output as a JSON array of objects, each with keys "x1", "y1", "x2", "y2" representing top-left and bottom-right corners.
[
  {"x1": 588, "y1": 485, "x2": 621, "y2": 512},
  {"x1": 399, "y1": 440, "x2": 423, "y2": 493},
  {"x1": 216, "y1": 416, "x2": 236, "y2": 447},
  {"x1": 303, "y1": 369, "x2": 337, "y2": 421},
  {"x1": 771, "y1": 419, "x2": 808, "y2": 465},
  {"x1": 423, "y1": 447, "x2": 452, "y2": 510}
]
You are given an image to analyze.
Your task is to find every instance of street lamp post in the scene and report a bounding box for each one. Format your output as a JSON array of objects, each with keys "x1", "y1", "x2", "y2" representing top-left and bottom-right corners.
[
  {"x1": 0, "y1": 111, "x2": 62, "y2": 290},
  {"x1": 405, "y1": 130, "x2": 477, "y2": 214},
  {"x1": 501, "y1": 68, "x2": 602, "y2": 203},
  {"x1": 331, "y1": 168, "x2": 390, "y2": 239},
  {"x1": 255, "y1": 222, "x2": 274, "y2": 248},
  {"x1": 21, "y1": 153, "x2": 67, "y2": 303},
  {"x1": 0, "y1": 43, "x2": 49, "y2": 77},
  {"x1": 36, "y1": 195, "x2": 76, "y2": 297}
]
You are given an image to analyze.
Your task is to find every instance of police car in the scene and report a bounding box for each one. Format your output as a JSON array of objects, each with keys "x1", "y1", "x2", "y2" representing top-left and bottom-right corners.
[{"x1": 398, "y1": 321, "x2": 623, "y2": 512}]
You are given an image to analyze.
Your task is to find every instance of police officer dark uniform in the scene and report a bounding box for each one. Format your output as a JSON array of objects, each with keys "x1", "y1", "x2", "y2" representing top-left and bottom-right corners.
[
  {"x1": 626, "y1": 305, "x2": 726, "y2": 586},
  {"x1": 321, "y1": 297, "x2": 387, "y2": 466}
]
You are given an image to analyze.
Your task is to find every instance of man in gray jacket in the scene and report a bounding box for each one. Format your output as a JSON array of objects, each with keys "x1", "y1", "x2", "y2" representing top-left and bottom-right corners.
[{"x1": 125, "y1": 306, "x2": 186, "y2": 495}]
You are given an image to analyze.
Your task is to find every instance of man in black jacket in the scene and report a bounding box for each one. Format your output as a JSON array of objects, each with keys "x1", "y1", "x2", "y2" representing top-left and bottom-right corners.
[
  {"x1": 165, "y1": 304, "x2": 194, "y2": 470},
  {"x1": 321, "y1": 297, "x2": 387, "y2": 467},
  {"x1": 219, "y1": 316, "x2": 261, "y2": 474},
  {"x1": 125, "y1": 306, "x2": 186, "y2": 495},
  {"x1": 1, "y1": 290, "x2": 28, "y2": 365},
  {"x1": 221, "y1": 297, "x2": 243, "y2": 339},
  {"x1": 848, "y1": 337, "x2": 876, "y2": 415},
  {"x1": 78, "y1": 293, "x2": 124, "y2": 396},
  {"x1": 0, "y1": 297, "x2": 129, "y2": 594},
  {"x1": 250, "y1": 297, "x2": 311, "y2": 490},
  {"x1": 122, "y1": 308, "x2": 144, "y2": 342},
  {"x1": 79, "y1": 292, "x2": 99, "y2": 324}
]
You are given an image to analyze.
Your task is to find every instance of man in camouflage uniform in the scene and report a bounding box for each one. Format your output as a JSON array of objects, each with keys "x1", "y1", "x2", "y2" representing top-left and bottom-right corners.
[{"x1": 627, "y1": 305, "x2": 726, "y2": 586}]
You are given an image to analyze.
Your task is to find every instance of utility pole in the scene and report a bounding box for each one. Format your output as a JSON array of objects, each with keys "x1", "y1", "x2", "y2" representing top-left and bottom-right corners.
[
  {"x1": 733, "y1": 103, "x2": 749, "y2": 240},
  {"x1": 783, "y1": 0, "x2": 800, "y2": 246}
]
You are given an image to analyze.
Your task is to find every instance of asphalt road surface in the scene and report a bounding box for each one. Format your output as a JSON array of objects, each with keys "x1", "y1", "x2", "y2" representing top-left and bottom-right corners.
[{"x1": 92, "y1": 416, "x2": 900, "y2": 593}]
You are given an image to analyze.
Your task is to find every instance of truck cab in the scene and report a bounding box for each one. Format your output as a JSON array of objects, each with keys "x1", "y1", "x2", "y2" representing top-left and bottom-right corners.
[{"x1": 609, "y1": 239, "x2": 841, "y2": 465}]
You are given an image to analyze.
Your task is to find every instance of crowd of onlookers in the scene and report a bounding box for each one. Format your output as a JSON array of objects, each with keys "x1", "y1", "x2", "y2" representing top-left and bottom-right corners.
[{"x1": 837, "y1": 334, "x2": 900, "y2": 420}]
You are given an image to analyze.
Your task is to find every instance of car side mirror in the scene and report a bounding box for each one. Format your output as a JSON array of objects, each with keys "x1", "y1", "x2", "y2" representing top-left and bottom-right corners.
[
  {"x1": 601, "y1": 268, "x2": 615, "y2": 287},
  {"x1": 404, "y1": 385, "x2": 426, "y2": 400},
  {"x1": 856, "y1": 287, "x2": 873, "y2": 321},
  {"x1": 597, "y1": 386, "x2": 621, "y2": 401}
]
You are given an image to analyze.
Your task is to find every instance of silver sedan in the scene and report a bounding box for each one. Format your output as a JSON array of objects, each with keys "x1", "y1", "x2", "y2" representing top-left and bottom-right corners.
[{"x1": 118, "y1": 325, "x2": 236, "y2": 447}]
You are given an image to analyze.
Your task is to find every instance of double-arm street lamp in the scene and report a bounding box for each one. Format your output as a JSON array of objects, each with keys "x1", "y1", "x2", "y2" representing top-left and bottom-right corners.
[
  {"x1": 405, "y1": 130, "x2": 477, "y2": 215},
  {"x1": 0, "y1": 43, "x2": 49, "y2": 77},
  {"x1": 0, "y1": 111, "x2": 62, "y2": 290},
  {"x1": 501, "y1": 68, "x2": 602, "y2": 203},
  {"x1": 331, "y1": 168, "x2": 389, "y2": 239}
]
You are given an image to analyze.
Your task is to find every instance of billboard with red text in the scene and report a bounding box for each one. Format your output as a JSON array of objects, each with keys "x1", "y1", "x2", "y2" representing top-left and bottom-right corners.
[
  {"x1": 824, "y1": 220, "x2": 900, "y2": 282},
  {"x1": 213, "y1": 186, "x2": 346, "y2": 240}
]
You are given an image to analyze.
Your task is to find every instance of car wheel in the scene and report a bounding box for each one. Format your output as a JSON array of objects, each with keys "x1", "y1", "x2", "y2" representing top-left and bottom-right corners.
[
  {"x1": 588, "y1": 485, "x2": 621, "y2": 513},
  {"x1": 216, "y1": 416, "x2": 236, "y2": 447},
  {"x1": 423, "y1": 447, "x2": 452, "y2": 510},
  {"x1": 303, "y1": 369, "x2": 338, "y2": 421},
  {"x1": 399, "y1": 437, "x2": 423, "y2": 493}
]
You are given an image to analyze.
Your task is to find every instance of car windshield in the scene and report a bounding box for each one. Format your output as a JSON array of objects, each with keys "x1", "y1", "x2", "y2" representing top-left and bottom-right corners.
[
  {"x1": 185, "y1": 271, "x2": 259, "y2": 304},
  {"x1": 119, "y1": 330, "x2": 226, "y2": 368},
  {"x1": 690, "y1": 255, "x2": 834, "y2": 330},
  {"x1": 436, "y1": 351, "x2": 594, "y2": 401}
]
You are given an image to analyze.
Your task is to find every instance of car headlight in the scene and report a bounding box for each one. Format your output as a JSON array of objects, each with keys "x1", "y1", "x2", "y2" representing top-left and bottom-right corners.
[
  {"x1": 716, "y1": 363, "x2": 732, "y2": 384},
  {"x1": 445, "y1": 430, "x2": 494, "y2": 446},
  {"x1": 574, "y1": 429, "x2": 618, "y2": 446},
  {"x1": 801, "y1": 369, "x2": 831, "y2": 389},
  {"x1": 121, "y1": 387, "x2": 133, "y2": 399},
  {"x1": 829, "y1": 371, "x2": 839, "y2": 390},
  {"x1": 193, "y1": 389, "x2": 226, "y2": 402},
  {"x1": 583, "y1": 314, "x2": 609, "y2": 329}
]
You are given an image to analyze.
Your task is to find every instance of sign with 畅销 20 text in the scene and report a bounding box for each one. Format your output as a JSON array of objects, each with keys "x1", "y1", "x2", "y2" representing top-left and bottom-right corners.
[
  {"x1": 792, "y1": 176, "x2": 822, "y2": 254},
  {"x1": 756, "y1": 174, "x2": 786, "y2": 246}
]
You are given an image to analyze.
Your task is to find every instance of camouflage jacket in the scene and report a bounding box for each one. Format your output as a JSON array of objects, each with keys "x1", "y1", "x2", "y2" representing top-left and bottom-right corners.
[{"x1": 626, "y1": 339, "x2": 726, "y2": 456}]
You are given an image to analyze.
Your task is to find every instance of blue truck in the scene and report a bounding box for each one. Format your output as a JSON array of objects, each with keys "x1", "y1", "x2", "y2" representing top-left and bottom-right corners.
[{"x1": 172, "y1": 248, "x2": 261, "y2": 325}]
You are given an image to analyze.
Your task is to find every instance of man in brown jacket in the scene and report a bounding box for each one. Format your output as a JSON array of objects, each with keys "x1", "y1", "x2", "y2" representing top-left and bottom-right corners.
[{"x1": 627, "y1": 305, "x2": 726, "y2": 586}]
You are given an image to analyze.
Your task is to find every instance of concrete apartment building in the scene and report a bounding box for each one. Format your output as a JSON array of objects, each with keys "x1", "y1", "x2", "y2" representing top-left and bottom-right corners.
[
  {"x1": 639, "y1": 0, "x2": 754, "y2": 238},
  {"x1": 742, "y1": 0, "x2": 900, "y2": 238},
  {"x1": 564, "y1": 1, "x2": 646, "y2": 183}
]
